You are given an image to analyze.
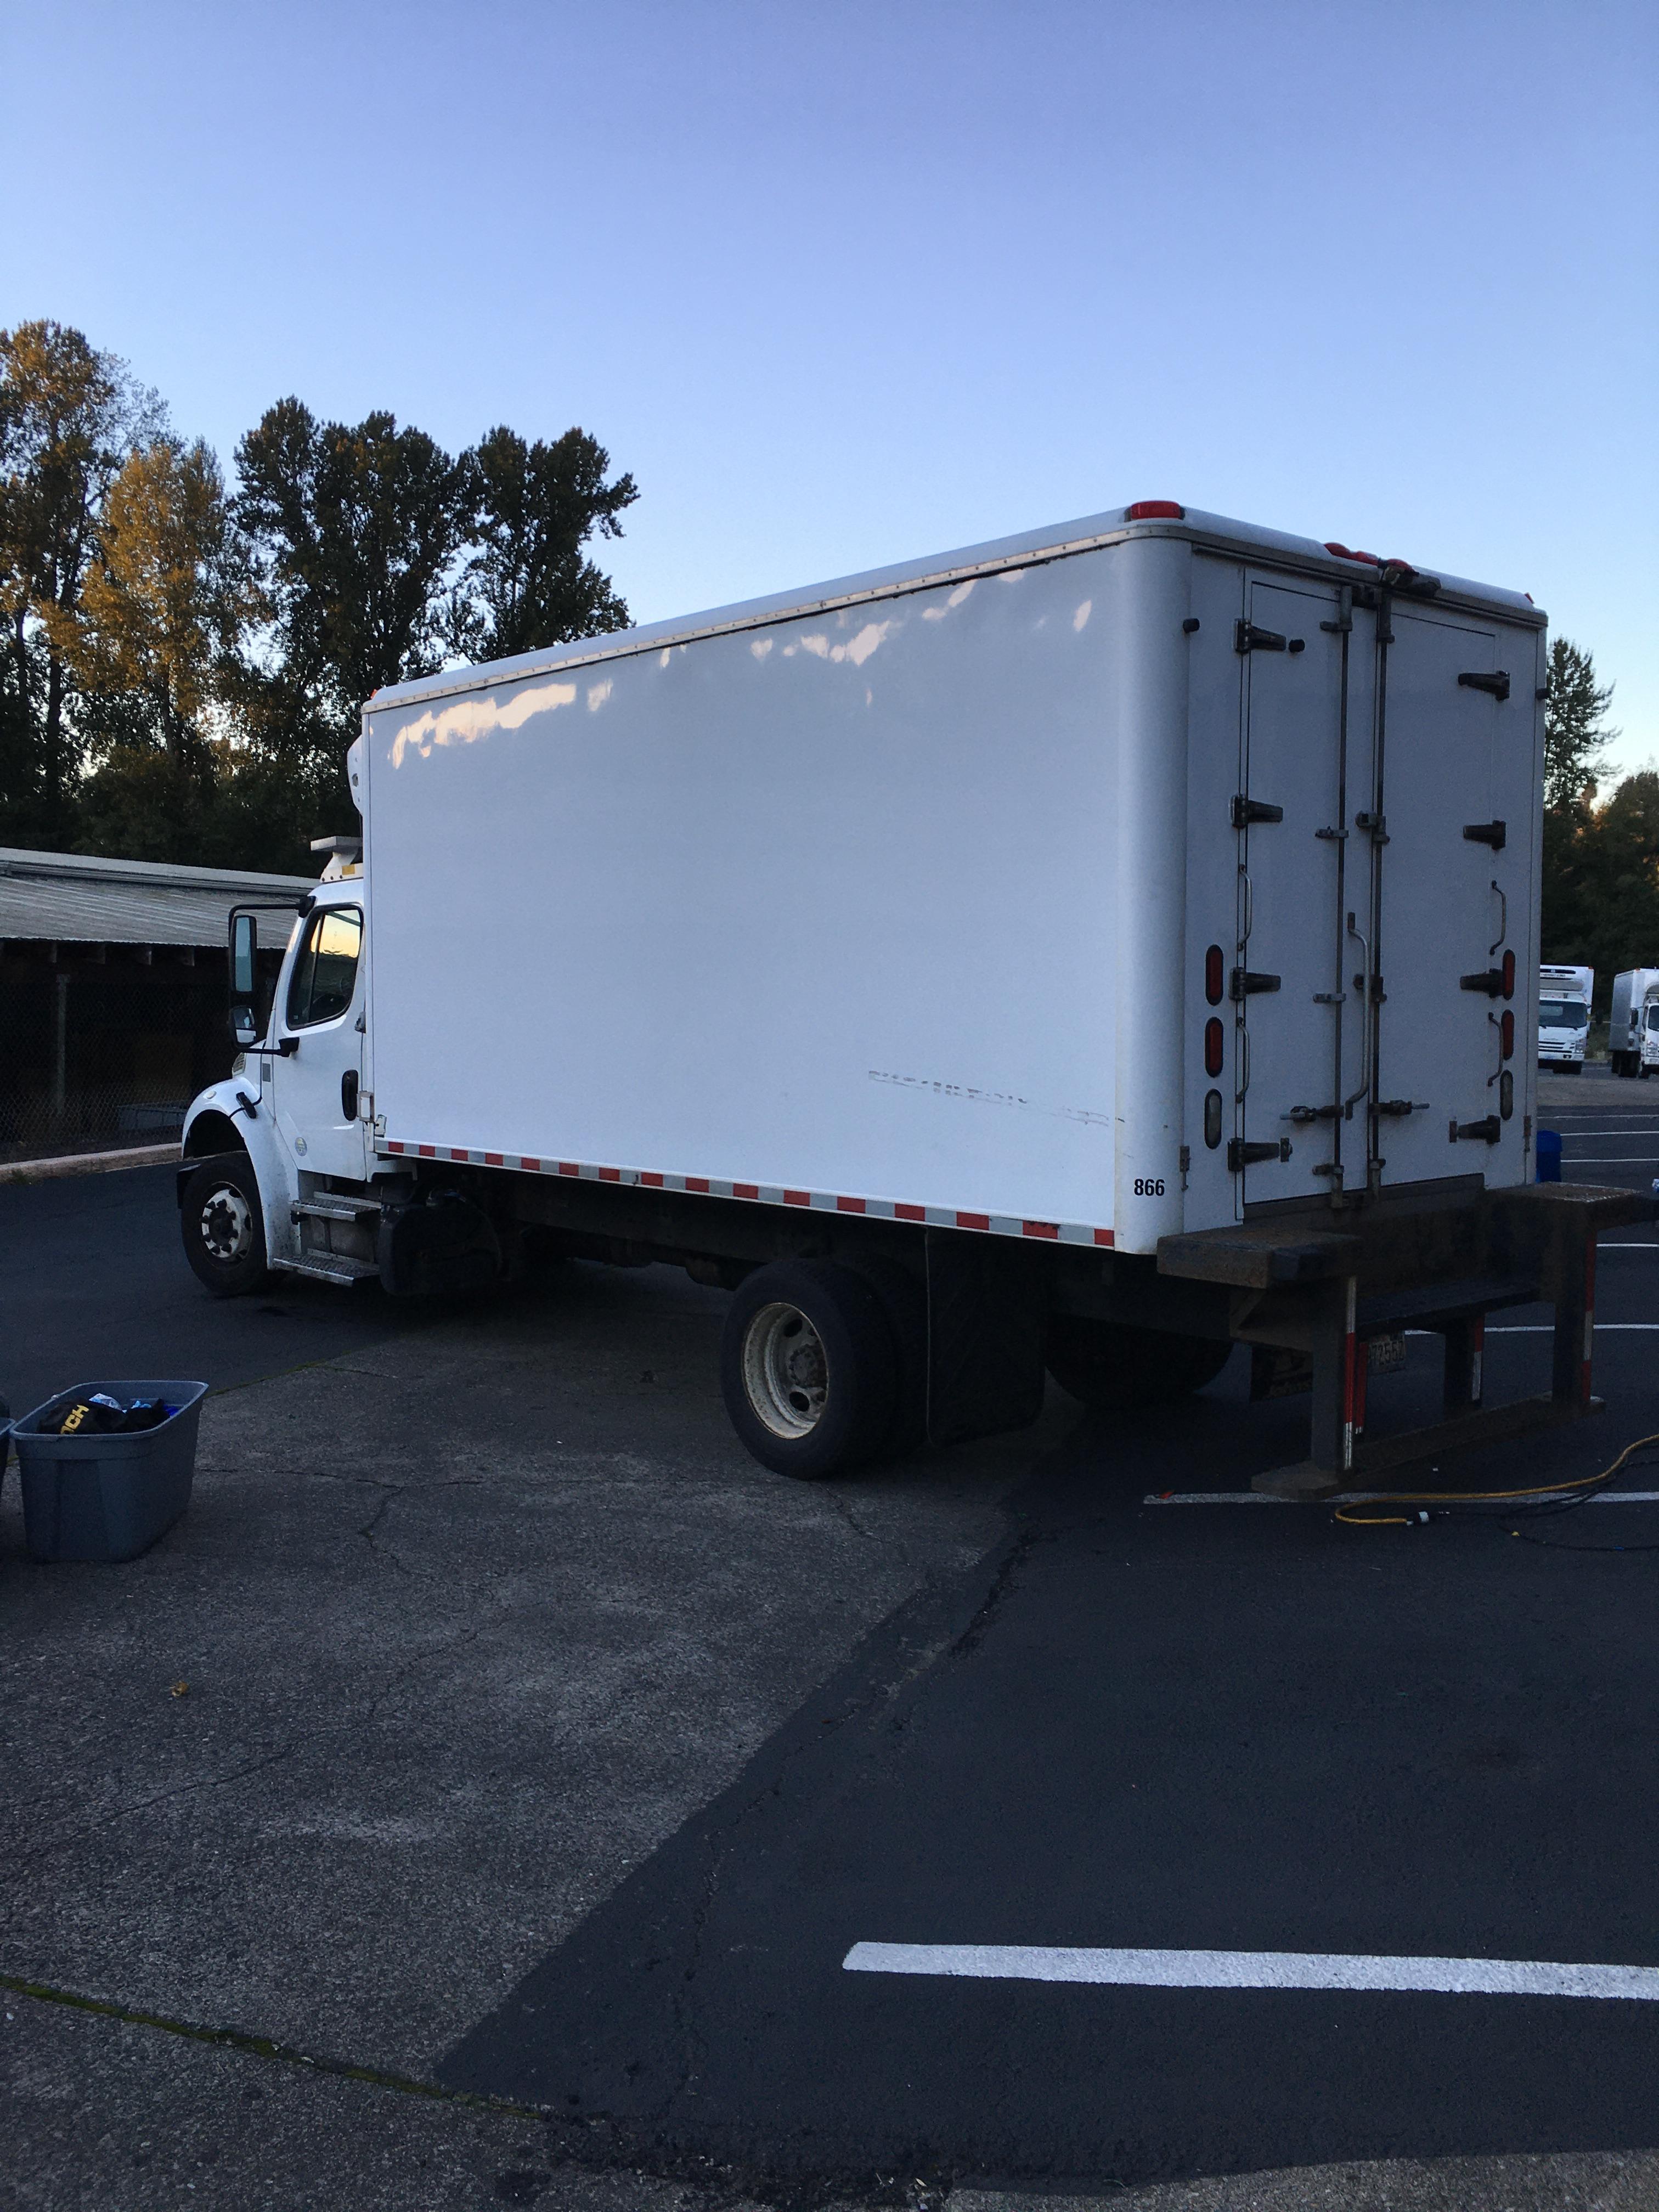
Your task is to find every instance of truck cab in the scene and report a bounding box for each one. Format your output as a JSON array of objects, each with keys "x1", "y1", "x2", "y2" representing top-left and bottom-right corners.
[
  {"x1": 177, "y1": 826, "x2": 387, "y2": 1292},
  {"x1": 1643, "y1": 989, "x2": 1659, "y2": 1079},
  {"x1": 1537, "y1": 963, "x2": 1593, "y2": 1072}
]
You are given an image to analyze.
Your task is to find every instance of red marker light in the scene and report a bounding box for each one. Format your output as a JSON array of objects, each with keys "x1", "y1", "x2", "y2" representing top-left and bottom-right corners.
[
  {"x1": 1204, "y1": 1018, "x2": 1224, "y2": 1077},
  {"x1": 1324, "y1": 543, "x2": 1380, "y2": 565},
  {"x1": 1502, "y1": 950, "x2": 1516, "y2": 999},
  {"x1": 1126, "y1": 500, "x2": 1184, "y2": 521},
  {"x1": 1204, "y1": 944, "x2": 1225, "y2": 1005},
  {"x1": 1501, "y1": 1009, "x2": 1515, "y2": 1059}
]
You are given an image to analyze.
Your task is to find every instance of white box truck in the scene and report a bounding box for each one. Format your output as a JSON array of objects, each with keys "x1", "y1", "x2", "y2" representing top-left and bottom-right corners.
[
  {"x1": 177, "y1": 501, "x2": 1644, "y2": 1493},
  {"x1": 1609, "y1": 968, "x2": 1659, "y2": 1078},
  {"x1": 1539, "y1": 963, "x2": 1594, "y2": 1071}
]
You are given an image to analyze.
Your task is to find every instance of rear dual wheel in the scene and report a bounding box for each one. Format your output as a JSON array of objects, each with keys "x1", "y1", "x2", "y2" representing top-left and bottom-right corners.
[{"x1": 720, "y1": 1259, "x2": 906, "y2": 1479}]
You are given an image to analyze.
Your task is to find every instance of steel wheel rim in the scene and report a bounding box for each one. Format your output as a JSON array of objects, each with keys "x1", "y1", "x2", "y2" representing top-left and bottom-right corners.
[
  {"x1": 201, "y1": 1183, "x2": 254, "y2": 1263},
  {"x1": 742, "y1": 1300, "x2": 829, "y2": 1439}
]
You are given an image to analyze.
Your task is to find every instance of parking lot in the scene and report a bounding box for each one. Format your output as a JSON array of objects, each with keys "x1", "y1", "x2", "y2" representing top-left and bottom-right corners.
[{"x1": 5, "y1": 1068, "x2": 1659, "y2": 2211}]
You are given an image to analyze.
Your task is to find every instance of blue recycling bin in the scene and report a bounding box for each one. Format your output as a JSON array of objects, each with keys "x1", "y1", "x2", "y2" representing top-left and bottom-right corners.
[{"x1": 1537, "y1": 1128, "x2": 1562, "y2": 1183}]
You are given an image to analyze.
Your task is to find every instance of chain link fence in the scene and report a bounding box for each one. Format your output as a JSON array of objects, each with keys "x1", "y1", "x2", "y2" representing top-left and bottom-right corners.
[{"x1": 0, "y1": 951, "x2": 242, "y2": 1163}]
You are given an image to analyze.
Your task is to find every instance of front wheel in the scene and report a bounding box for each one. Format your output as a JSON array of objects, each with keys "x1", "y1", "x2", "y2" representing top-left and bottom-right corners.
[
  {"x1": 720, "y1": 1260, "x2": 897, "y2": 1478},
  {"x1": 1046, "y1": 1317, "x2": 1232, "y2": 1411},
  {"x1": 180, "y1": 1152, "x2": 271, "y2": 1297}
]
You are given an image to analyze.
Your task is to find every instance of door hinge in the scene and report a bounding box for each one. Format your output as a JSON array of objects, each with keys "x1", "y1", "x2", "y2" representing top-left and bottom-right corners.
[
  {"x1": 1228, "y1": 1137, "x2": 1292, "y2": 1171},
  {"x1": 1353, "y1": 973, "x2": 1387, "y2": 1003},
  {"x1": 1463, "y1": 820, "x2": 1508, "y2": 850},
  {"x1": 1355, "y1": 810, "x2": 1389, "y2": 843},
  {"x1": 1460, "y1": 967, "x2": 1506, "y2": 996},
  {"x1": 1458, "y1": 670, "x2": 1511, "y2": 702},
  {"x1": 1235, "y1": 620, "x2": 1286, "y2": 654},
  {"x1": 1231, "y1": 968, "x2": 1282, "y2": 1000},
  {"x1": 1231, "y1": 793, "x2": 1284, "y2": 827},
  {"x1": 1450, "y1": 1114, "x2": 1502, "y2": 1144}
]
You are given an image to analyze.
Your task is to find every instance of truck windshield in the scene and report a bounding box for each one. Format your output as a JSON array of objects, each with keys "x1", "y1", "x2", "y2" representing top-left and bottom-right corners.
[{"x1": 1538, "y1": 999, "x2": 1588, "y2": 1029}]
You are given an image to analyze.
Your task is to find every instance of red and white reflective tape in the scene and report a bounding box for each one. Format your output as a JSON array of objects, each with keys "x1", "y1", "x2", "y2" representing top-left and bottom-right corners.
[{"x1": 378, "y1": 1141, "x2": 1114, "y2": 1249}]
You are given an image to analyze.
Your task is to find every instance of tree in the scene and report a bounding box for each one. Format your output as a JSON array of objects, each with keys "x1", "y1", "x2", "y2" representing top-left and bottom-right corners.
[
  {"x1": 58, "y1": 438, "x2": 251, "y2": 765},
  {"x1": 1540, "y1": 636, "x2": 1618, "y2": 973},
  {"x1": 1544, "y1": 637, "x2": 1616, "y2": 815},
  {"x1": 457, "y1": 426, "x2": 636, "y2": 663},
  {"x1": 0, "y1": 321, "x2": 161, "y2": 843},
  {"x1": 233, "y1": 402, "x2": 476, "y2": 823}
]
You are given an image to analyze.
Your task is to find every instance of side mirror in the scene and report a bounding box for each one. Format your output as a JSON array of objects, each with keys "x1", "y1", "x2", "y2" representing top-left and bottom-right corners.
[{"x1": 229, "y1": 913, "x2": 259, "y2": 1047}]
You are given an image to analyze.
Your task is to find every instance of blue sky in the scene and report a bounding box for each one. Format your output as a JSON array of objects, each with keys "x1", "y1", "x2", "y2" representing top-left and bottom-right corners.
[{"x1": 4, "y1": 0, "x2": 1655, "y2": 772}]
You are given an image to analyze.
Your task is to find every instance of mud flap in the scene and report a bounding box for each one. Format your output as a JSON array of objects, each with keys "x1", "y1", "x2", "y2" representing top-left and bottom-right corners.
[{"x1": 925, "y1": 1228, "x2": 1046, "y2": 1448}]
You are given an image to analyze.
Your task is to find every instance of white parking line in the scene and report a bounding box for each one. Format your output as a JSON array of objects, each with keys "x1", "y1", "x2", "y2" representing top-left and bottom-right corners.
[
  {"x1": 842, "y1": 1942, "x2": 1659, "y2": 2000},
  {"x1": 1562, "y1": 1157, "x2": 1659, "y2": 1165},
  {"x1": 1482, "y1": 1323, "x2": 1659, "y2": 1331},
  {"x1": 1143, "y1": 1491, "x2": 1659, "y2": 1506}
]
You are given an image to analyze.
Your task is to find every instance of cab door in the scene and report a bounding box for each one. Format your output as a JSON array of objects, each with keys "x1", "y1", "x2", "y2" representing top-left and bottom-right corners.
[{"x1": 269, "y1": 902, "x2": 368, "y2": 1182}]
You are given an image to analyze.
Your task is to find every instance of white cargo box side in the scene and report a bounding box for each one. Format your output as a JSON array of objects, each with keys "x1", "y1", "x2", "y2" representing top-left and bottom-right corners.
[{"x1": 363, "y1": 543, "x2": 1173, "y2": 1250}]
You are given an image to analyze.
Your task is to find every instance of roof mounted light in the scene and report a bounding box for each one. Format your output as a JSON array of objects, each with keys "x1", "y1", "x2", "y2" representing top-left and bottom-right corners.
[
  {"x1": 1324, "y1": 542, "x2": 1380, "y2": 564},
  {"x1": 1126, "y1": 500, "x2": 1184, "y2": 521}
]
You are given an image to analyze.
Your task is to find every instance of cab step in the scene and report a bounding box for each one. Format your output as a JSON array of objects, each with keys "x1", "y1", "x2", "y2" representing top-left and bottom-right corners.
[
  {"x1": 274, "y1": 1254, "x2": 381, "y2": 1286},
  {"x1": 292, "y1": 1194, "x2": 384, "y2": 1224}
]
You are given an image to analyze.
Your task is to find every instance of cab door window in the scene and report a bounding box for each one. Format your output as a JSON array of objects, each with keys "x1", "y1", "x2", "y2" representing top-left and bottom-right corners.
[{"x1": 286, "y1": 907, "x2": 362, "y2": 1028}]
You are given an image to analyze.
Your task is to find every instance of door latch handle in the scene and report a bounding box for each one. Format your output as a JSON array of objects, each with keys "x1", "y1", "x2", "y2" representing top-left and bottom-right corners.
[
  {"x1": 1450, "y1": 1114, "x2": 1503, "y2": 1144},
  {"x1": 1228, "y1": 1137, "x2": 1292, "y2": 1171}
]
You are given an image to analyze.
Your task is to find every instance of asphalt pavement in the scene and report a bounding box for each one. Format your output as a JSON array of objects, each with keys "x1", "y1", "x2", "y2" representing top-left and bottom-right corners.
[{"x1": 5, "y1": 1076, "x2": 1659, "y2": 2211}]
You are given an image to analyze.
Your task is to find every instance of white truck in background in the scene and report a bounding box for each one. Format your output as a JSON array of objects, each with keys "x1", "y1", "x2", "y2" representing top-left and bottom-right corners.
[
  {"x1": 176, "y1": 501, "x2": 1644, "y2": 1494},
  {"x1": 1538, "y1": 963, "x2": 1594, "y2": 1071},
  {"x1": 1609, "y1": 968, "x2": 1659, "y2": 1079}
]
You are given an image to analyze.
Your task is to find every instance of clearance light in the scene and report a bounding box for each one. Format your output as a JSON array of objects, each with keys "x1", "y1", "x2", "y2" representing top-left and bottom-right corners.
[
  {"x1": 1205, "y1": 944, "x2": 1225, "y2": 1005},
  {"x1": 1204, "y1": 1089, "x2": 1223, "y2": 1149},
  {"x1": 1126, "y1": 500, "x2": 1184, "y2": 521},
  {"x1": 1501, "y1": 1010, "x2": 1515, "y2": 1059},
  {"x1": 1502, "y1": 950, "x2": 1516, "y2": 999},
  {"x1": 1324, "y1": 543, "x2": 1380, "y2": 564},
  {"x1": 1204, "y1": 1018, "x2": 1225, "y2": 1077}
]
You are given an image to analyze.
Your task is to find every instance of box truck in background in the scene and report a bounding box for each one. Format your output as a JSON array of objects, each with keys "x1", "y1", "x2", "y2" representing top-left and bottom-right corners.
[
  {"x1": 1539, "y1": 964, "x2": 1595, "y2": 1071},
  {"x1": 1609, "y1": 969, "x2": 1659, "y2": 1078},
  {"x1": 177, "y1": 501, "x2": 1644, "y2": 1496}
]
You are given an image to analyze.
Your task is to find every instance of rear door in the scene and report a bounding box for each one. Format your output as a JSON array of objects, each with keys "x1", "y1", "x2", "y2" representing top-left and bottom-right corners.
[
  {"x1": 1233, "y1": 577, "x2": 1364, "y2": 1202},
  {"x1": 1370, "y1": 608, "x2": 1527, "y2": 1189}
]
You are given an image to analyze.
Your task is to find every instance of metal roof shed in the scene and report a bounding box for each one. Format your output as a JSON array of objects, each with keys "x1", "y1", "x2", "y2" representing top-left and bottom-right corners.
[{"x1": 0, "y1": 848, "x2": 316, "y2": 1163}]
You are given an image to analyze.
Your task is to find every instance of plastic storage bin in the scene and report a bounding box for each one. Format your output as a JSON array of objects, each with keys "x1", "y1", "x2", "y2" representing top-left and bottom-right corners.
[
  {"x1": 11, "y1": 1380, "x2": 209, "y2": 1563},
  {"x1": 1536, "y1": 1128, "x2": 1563, "y2": 1183}
]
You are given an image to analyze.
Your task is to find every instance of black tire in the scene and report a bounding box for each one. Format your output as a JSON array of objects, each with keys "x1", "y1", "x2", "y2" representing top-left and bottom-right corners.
[
  {"x1": 720, "y1": 1259, "x2": 898, "y2": 1478},
  {"x1": 180, "y1": 1152, "x2": 271, "y2": 1297},
  {"x1": 1644, "y1": 1064, "x2": 1653, "y2": 1081},
  {"x1": 1046, "y1": 1316, "x2": 1232, "y2": 1412}
]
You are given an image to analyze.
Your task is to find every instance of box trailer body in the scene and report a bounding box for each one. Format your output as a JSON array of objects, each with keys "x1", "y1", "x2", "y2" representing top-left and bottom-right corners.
[
  {"x1": 179, "y1": 502, "x2": 1645, "y2": 1491},
  {"x1": 1609, "y1": 968, "x2": 1659, "y2": 1077},
  {"x1": 1539, "y1": 963, "x2": 1594, "y2": 1070}
]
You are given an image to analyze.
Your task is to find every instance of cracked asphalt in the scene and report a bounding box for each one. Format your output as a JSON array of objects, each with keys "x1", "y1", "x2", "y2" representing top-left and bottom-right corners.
[{"x1": 5, "y1": 1082, "x2": 1659, "y2": 2211}]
